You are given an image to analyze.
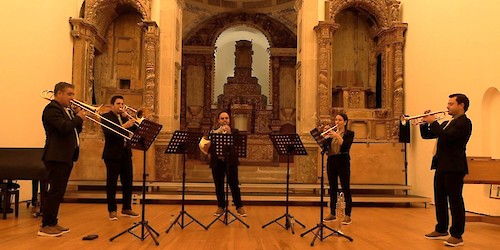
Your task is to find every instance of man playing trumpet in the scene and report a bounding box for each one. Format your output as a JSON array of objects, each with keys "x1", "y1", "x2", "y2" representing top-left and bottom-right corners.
[{"x1": 420, "y1": 93, "x2": 472, "y2": 247}]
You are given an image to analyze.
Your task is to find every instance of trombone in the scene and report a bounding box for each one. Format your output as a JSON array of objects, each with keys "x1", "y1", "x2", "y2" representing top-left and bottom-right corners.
[
  {"x1": 400, "y1": 110, "x2": 448, "y2": 126},
  {"x1": 121, "y1": 105, "x2": 145, "y2": 126},
  {"x1": 41, "y1": 90, "x2": 133, "y2": 140}
]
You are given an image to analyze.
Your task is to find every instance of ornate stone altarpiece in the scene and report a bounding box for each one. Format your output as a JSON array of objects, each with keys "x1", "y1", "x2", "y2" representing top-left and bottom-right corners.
[
  {"x1": 307, "y1": 0, "x2": 408, "y2": 184},
  {"x1": 68, "y1": 0, "x2": 160, "y2": 182},
  {"x1": 68, "y1": 0, "x2": 409, "y2": 186}
]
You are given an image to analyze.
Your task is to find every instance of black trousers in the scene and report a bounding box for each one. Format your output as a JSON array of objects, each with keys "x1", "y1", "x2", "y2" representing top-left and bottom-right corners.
[
  {"x1": 42, "y1": 161, "x2": 73, "y2": 227},
  {"x1": 326, "y1": 155, "x2": 352, "y2": 216},
  {"x1": 104, "y1": 155, "x2": 133, "y2": 212},
  {"x1": 211, "y1": 159, "x2": 242, "y2": 209},
  {"x1": 434, "y1": 171, "x2": 466, "y2": 238}
]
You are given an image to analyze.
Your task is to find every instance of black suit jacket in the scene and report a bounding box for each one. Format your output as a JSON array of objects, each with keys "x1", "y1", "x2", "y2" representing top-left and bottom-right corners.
[
  {"x1": 42, "y1": 100, "x2": 83, "y2": 164},
  {"x1": 209, "y1": 128, "x2": 240, "y2": 168},
  {"x1": 101, "y1": 111, "x2": 136, "y2": 160},
  {"x1": 420, "y1": 114, "x2": 472, "y2": 174}
]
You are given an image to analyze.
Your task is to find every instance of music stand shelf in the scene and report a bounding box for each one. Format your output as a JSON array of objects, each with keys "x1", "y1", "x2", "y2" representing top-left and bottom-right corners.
[
  {"x1": 262, "y1": 134, "x2": 307, "y2": 234},
  {"x1": 165, "y1": 131, "x2": 207, "y2": 233},
  {"x1": 110, "y1": 120, "x2": 163, "y2": 245}
]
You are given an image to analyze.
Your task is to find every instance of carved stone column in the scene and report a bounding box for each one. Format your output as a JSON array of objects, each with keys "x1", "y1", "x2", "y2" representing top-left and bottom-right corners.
[
  {"x1": 391, "y1": 24, "x2": 408, "y2": 119},
  {"x1": 180, "y1": 56, "x2": 188, "y2": 128},
  {"x1": 70, "y1": 18, "x2": 105, "y2": 102},
  {"x1": 314, "y1": 21, "x2": 339, "y2": 126},
  {"x1": 270, "y1": 56, "x2": 281, "y2": 132},
  {"x1": 201, "y1": 54, "x2": 214, "y2": 131},
  {"x1": 140, "y1": 21, "x2": 159, "y2": 113}
]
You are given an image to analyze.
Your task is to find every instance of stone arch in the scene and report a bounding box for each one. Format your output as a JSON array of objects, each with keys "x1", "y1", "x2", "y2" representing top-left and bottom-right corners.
[
  {"x1": 83, "y1": 0, "x2": 150, "y2": 36},
  {"x1": 182, "y1": 12, "x2": 297, "y2": 135},
  {"x1": 317, "y1": 0, "x2": 407, "y2": 141},
  {"x1": 327, "y1": 0, "x2": 401, "y2": 28},
  {"x1": 213, "y1": 22, "x2": 273, "y2": 49},
  {"x1": 184, "y1": 12, "x2": 296, "y2": 48},
  {"x1": 481, "y1": 87, "x2": 500, "y2": 158},
  {"x1": 70, "y1": 0, "x2": 158, "y2": 109}
]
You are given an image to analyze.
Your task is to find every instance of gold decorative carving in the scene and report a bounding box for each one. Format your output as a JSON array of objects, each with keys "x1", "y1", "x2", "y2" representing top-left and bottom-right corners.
[
  {"x1": 314, "y1": 22, "x2": 337, "y2": 125},
  {"x1": 140, "y1": 21, "x2": 159, "y2": 112},
  {"x1": 348, "y1": 90, "x2": 361, "y2": 108}
]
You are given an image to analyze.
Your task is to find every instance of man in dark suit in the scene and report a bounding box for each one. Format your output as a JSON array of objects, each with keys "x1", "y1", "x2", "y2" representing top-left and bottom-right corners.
[
  {"x1": 209, "y1": 111, "x2": 246, "y2": 217},
  {"x1": 420, "y1": 93, "x2": 472, "y2": 247},
  {"x1": 101, "y1": 95, "x2": 139, "y2": 220},
  {"x1": 40, "y1": 82, "x2": 86, "y2": 237}
]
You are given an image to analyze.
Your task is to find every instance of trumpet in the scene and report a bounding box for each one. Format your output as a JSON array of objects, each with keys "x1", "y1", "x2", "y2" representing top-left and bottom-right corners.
[
  {"x1": 41, "y1": 90, "x2": 133, "y2": 140},
  {"x1": 401, "y1": 110, "x2": 448, "y2": 126},
  {"x1": 320, "y1": 125, "x2": 338, "y2": 137},
  {"x1": 121, "y1": 105, "x2": 145, "y2": 126}
]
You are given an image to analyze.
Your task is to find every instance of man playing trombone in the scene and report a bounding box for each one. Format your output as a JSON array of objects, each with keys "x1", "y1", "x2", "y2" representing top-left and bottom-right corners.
[
  {"x1": 40, "y1": 82, "x2": 86, "y2": 237},
  {"x1": 101, "y1": 95, "x2": 139, "y2": 220},
  {"x1": 420, "y1": 93, "x2": 472, "y2": 247}
]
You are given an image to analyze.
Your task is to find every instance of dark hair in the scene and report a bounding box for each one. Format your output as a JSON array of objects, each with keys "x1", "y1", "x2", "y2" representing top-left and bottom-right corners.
[
  {"x1": 217, "y1": 110, "x2": 230, "y2": 119},
  {"x1": 337, "y1": 112, "x2": 349, "y2": 126},
  {"x1": 54, "y1": 82, "x2": 74, "y2": 95},
  {"x1": 110, "y1": 95, "x2": 124, "y2": 104},
  {"x1": 449, "y1": 93, "x2": 469, "y2": 112}
]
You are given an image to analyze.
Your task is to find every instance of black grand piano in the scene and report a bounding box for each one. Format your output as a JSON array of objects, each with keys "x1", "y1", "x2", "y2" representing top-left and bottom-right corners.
[{"x1": 0, "y1": 148, "x2": 48, "y2": 219}]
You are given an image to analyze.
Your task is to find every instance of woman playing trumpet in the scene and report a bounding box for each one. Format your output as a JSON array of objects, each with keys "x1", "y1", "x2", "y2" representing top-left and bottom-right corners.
[{"x1": 322, "y1": 113, "x2": 355, "y2": 225}]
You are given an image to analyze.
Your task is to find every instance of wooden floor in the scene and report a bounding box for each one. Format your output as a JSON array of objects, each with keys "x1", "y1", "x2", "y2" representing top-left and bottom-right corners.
[{"x1": 1, "y1": 203, "x2": 499, "y2": 250}]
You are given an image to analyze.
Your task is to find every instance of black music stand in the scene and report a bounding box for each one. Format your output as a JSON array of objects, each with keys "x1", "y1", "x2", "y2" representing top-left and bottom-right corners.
[
  {"x1": 300, "y1": 128, "x2": 353, "y2": 246},
  {"x1": 110, "y1": 120, "x2": 163, "y2": 245},
  {"x1": 165, "y1": 131, "x2": 207, "y2": 233},
  {"x1": 262, "y1": 134, "x2": 307, "y2": 234},
  {"x1": 207, "y1": 133, "x2": 249, "y2": 228}
]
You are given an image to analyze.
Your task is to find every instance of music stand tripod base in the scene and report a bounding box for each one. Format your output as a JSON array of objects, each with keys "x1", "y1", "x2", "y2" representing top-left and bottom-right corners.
[
  {"x1": 262, "y1": 134, "x2": 307, "y2": 234},
  {"x1": 207, "y1": 207, "x2": 250, "y2": 228},
  {"x1": 109, "y1": 120, "x2": 162, "y2": 245},
  {"x1": 300, "y1": 128, "x2": 353, "y2": 246},
  {"x1": 165, "y1": 131, "x2": 207, "y2": 232},
  {"x1": 206, "y1": 133, "x2": 249, "y2": 229}
]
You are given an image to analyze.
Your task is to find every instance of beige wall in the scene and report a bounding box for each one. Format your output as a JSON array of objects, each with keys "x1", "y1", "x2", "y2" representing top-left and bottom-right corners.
[
  {"x1": 0, "y1": 1, "x2": 83, "y2": 200},
  {"x1": 401, "y1": 0, "x2": 500, "y2": 215},
  {"x1": 157, "y1": 0, "x2": 183, "y2": 132}
]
